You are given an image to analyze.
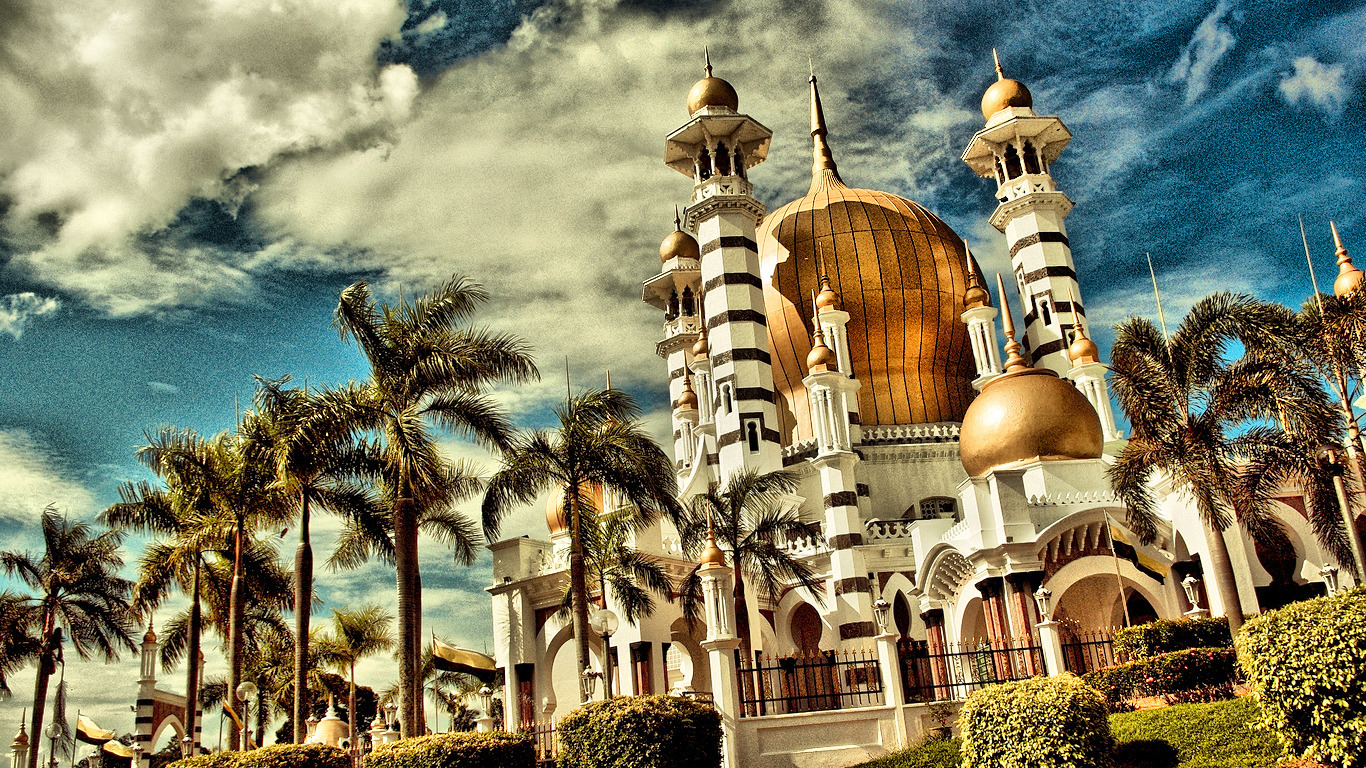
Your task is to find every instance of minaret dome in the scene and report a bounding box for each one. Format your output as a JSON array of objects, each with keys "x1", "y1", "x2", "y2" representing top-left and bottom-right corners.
[
  {"x1": 686, "y1": 50, "x2": 739, "y2": 115},
  {"x1": 981, "y1": 49, "x2": 1033, "y2": 120},
  {"x1": 660, "y1": 209, "x2": 700, "y2": 262}
]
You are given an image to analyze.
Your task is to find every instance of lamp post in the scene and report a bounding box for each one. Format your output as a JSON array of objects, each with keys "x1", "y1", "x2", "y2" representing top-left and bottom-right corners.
[
  {"x1": 871, "y1": 598, "x2": 890, "y2": 632},
  {"x1": 234, "y1": 682, "x2": 257, "y2": 750},
  {"x1": 130, "y1": 744, "x2": 142, "y2": 768},
  {"x1": 43, "y1": 724, "x2": 59, "y2": 768},
  {"x1": 1033, "y1": 587, "x2": 1052, "y2": 621},
  {"x1": 1032, "y1": 587, "x2": 1066, "y2": 677},
  {"x1": 588, "y1": 608, "x2": 620, "y2": 698},
  {"x1": 1180, "y1": 575, "x2": 1209, "y2": 617},
  {"x1": 580, "y1": 666, "x2": 601, "y2": 701},
  {"x1": 474, "y1": 686, "x2": 495, "y2": 734},
  {"x1": 1321, "y1": 564, "x2": 1340, "y2": 596},
  {"x1": 1317, "y1": 444, "x2": 1366, "y2": 580}
]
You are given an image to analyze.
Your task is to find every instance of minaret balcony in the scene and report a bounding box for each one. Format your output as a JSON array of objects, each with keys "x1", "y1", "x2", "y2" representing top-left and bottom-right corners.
[
  {"x1": 994, "y1": 172, "x2": 1059, "y2": 203},
  {"x1": 690, "y1": 173, "x2": 754, "y2": 204}
]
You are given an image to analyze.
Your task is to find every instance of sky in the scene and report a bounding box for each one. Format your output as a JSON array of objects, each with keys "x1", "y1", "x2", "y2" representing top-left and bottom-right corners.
[{"x1": 0, "y1": 0, "x2": 1363, "y2": 750}]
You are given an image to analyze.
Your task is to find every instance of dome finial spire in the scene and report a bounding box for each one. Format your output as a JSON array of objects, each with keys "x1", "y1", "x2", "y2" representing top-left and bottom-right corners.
[
  {"x1": 1332, "y1": 221, "x2": 1363, "y2": 297},
  {"x1": 963, "y1": 241, "x2": 991, "y2": 309},
  {"x1": 704, "y1": 46, "x2": 713, "y2": 78},
  {"x1": 993, "y1": 48, "x2": 1005, "y2": 81},
  {"x1": 673, "y1": 206, "x2": 682, "y2": 231},
  {"x1": 809, "y1": 67, "x2": 843, "y2": 190},
  {"x1": 996, "y1": 273, "x2": 1030, "y2": 373}
]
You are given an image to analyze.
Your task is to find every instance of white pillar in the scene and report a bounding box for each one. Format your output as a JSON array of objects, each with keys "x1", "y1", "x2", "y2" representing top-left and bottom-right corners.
[
  {"x1": 700, "y1": 557, "x2": 741, "y2": 768},
  {"x1": 1035, "y1": 620, "x2": 1067, "y2": 677}
]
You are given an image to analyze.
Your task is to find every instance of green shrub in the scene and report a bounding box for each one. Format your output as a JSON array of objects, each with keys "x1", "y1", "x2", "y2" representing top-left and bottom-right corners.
[
  {"x1": 1111, "y1": 617, "x2": 1230, "y2": 661},
  {"x1": 1237, "y1": 588, "x2": 1366, "y2": 768},
  {"x1": 958, "y1": 674, "x2": 1114, "y2": 768},
  {"x1": 1083, "y1": 647, "x2": 1237, "y2": 708},
  {"x1": 364, "y1": 731, "x2": 532, "y2": 768},
  {"x1": 1110, "y1": 697, "x2": 1282, "y2": 768},
  {"x1": 167, "y1": 744, "x2": 349, "y2": 768},
  {"x1": 854, "y1": 736, "x2": 961, "y2": 768},
  {"x1": 557, "y1": 694, "x2": 721, "y2": 768}
]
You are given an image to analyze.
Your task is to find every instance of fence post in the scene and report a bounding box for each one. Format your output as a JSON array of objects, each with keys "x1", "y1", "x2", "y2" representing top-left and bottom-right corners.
[
  {"x1": 1035, "y1": 620, "x2": 1067, "y2": 677},
  {"x1": 875, "y1": 629, "x2": 909, "y2": 749}
]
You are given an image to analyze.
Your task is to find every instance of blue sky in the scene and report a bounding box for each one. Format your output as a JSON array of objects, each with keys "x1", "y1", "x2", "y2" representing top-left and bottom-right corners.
[{"x1": 1, "y1": 0, "x2": 1362, "y2": 746}]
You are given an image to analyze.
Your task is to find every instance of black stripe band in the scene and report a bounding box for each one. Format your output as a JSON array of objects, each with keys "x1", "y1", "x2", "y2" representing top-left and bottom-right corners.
[
  {"x1": 824, "y1": 491, "x2": 858, "y2": 509},
  {"x1": 700, "y1": 236, "x2": 758, "y2": 255},
  {"x1": 707, "y1": 310, "x2": 767, "y2": 329},
  {"x1": 1009, "y1": 231, "x2": 1070, "y2": 258},
  {"x1": 703, "y1": 273, "x2": 762, "y2": 292}
]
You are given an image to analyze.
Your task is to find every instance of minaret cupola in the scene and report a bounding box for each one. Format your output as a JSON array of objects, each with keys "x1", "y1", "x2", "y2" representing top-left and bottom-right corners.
[
  {"x1": 981, "y1": 49, "x2": 1033, "y2": 120},
  {"x1": 686, "y1": 49, "x2": 740, "y2": 116},
  {"x1": 1332, "y1": 222, "x2": 1362, "y2": 298}
]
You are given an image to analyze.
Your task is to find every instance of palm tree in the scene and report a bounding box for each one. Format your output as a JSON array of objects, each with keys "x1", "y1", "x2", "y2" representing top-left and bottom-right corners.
[
  {"x1": 0, "y1": 591, "x2": 40, "y2": 699},
  {"x1": 252, "y1": 377, "x2": 384, "y2": 742},
  {"x1": 314, "y1": 605, "x2": 394, "y2": 740},
  {"x1": 333, "y1": 276, "x2": 538, "y2": 735},
  {"x1": 482, "y1": 387, "x2": 679, "y2": 702},
  {"x1": 1108, "y1": 292, "x2": 1337, "y2": 634},
  {"x1": 675, "y1": 468, "x2": 825, "y2": 662},
  {"x1": 579, "y1": 511, "x2": 675, "y2": 626},
  {"x1": 2, "y1": 508, "x2": 137, "y2": 768}
]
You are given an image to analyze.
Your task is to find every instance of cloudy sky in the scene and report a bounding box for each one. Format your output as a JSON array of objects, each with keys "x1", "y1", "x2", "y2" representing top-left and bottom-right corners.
[{"x1": 0, "y1": 0, "x2": 1362, "y2": 748}]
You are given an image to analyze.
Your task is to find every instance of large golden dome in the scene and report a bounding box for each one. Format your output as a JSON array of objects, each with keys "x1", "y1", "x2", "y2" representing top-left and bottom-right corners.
[{"x1": 760, "y1": 75, "x2": 977, "y2": 443}]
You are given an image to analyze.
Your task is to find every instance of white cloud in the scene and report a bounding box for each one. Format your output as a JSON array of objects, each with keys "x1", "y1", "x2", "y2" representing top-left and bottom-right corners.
[
  {"x1": 0, "y1": 428, "x2": 97, "y2": 522},
  {"x1": 147, "y1": 381, "x2": 181, "y2": 395},
  {"x1": 0, "y1": 292, "x2": 60, "y2": 339},
  {"x1": 1279, "y1": 56, "x2": 1348, "y2": 114},
  {"x1": 1168, "y1": 0, "x2": 1237, "y2": 104},
  {"x1": 0, "y1": 0, "x2": 417, "y2": 315}
]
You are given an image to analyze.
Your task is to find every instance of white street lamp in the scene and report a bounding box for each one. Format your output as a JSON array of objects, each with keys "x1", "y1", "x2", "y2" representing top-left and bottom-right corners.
[
  {"x1": 871, "y1": 598, "x2": 890, "y2": 632},
  {"x1": 589, "y1": 608, "x2": 620, "y2": 698},
  {"x1": 1033, "y1": 587, "x2": 1052, "y2": 622},
  {"x1": 1321, "y1": 564, "x2": 1340, "y2": 596},
  {"x1": 235, "y1": 682, "x2": 257, "y2": 750}
]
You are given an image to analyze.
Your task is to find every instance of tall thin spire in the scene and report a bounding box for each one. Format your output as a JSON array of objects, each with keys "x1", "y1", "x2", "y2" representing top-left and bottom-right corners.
[
  {"x1": 996, "y1": 273, "x2": 1030, "y2": 373},
  {"x1": 704, "y1": 46, "x2": 713, "y2": 77},
  {"x1": 808, "y1": 69, "x2": 843, "y2": 190},
  {"x1": 1332, "y1": 221, "x2": 1363, "y2": 297},
  {"x1": 993, "y1": 48, "x2": 1005, "y2": 81}
]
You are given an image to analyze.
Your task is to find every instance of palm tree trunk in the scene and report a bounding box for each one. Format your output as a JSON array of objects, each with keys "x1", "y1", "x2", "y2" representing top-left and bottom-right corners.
[
  {"x1": 394, "y1": 496, "x2": 418, "y2": 738},
  {"x1": 293, "y1": 492, "x2": 313, "y2": 743},
  {"x1": 733, "y1": 559, "x2": 753, "y2": 662},
  {"x1": 1205, "y1": 522, "x2": 1245, "y2": 635},
  {"x1": 227, "y1": 511, "x2": 246, "y2": 751},
  {"x1": 185, "y1": 561, "x2": 202, "y2": 757},
  {"x1": 348, "y1": 661, "x2": 357, "y2": 742},
  {"x1": 27, "y1": 624, "x2": 55, "y2": 768},
  {"x1": 413, "y1": 568, "x2": 424, "y2": 735},
  {"x1": 569, "y1": 492, "x2": 591, "y2": 702}
]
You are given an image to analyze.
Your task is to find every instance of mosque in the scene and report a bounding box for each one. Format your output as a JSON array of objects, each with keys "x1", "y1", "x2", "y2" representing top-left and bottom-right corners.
[{"x1": 487, "y1": 54, "x2": 1355, "y2": 766}]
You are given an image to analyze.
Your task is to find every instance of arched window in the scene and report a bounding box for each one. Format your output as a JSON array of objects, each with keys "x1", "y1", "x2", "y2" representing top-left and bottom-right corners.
[
  {"x1": 715, "y1": 144, "x2": 731, "y2": 176},
  {"x1": 918, "y1": 497, "x2": 957, "y2": 520},
  {"x1": 698, "y1": 148, "x2": 712, "y2": 180},
  {"x1": 734, "y1": 149, "x2": 746, "y2": 178},
  {"x1": 666, "y1": 291, "x2": 679, "y2": 321},
  {"x1": 722, "y1": 385, "x2": 733, "y2": 415},
  {"x1": 893, "y1": 593, "x2": 912, "y2": 639},
  {"x1": 1003, "y1": 144, "x2": 1022, "y2": 179},
  {"x1": 1023, "y1": 141, "x2": 1041, "y2": 174},
  {"x1": 790, "y1": 603, "x2": 823, "y2": 654},
  {"x1": 681, "y1": 287, "x2": 695, "y2": 317},
  {"x1": 746, "y1": 421, "x2": 760, "y2": 452},
  {"x1": 1040, "y1": 299, "x2": 1052, "y2": 326}
]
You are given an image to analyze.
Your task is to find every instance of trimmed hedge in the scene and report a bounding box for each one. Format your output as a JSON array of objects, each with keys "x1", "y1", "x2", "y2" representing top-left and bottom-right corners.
[
  {"x1": 1110, "y1": 697, "x2": 1282, "y2": 768},
  {"x1": 1111, "y1": 617, "x2": 1230, "y2": 661},
  {"x1": 167, "y1": 744, "x2": 349, "y2": 768},
  {"x1": 853, "y1": 736, "x2": 961, "y2": 768},
  {"x1": 958, "y1": 674, "x2": 1114, "y2": 768},
  {"x1": 1237, "y1": 587, "x2": 1366, "y2": 768},
  {"x1": 364, "y1": 731, "x2": 533, "y2": 768},
  {"x1": 557, "y1": 694, "x2": 721, "y2": 768},
  {"x1": 1083, "y1": 647, "x2": 1237, "y2": 708}
]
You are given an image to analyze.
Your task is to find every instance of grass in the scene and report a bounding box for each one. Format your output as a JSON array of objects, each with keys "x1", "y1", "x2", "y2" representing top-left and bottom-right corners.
[{"x1": 849, "y1": 698, "x2": 1285, "y2": 768}]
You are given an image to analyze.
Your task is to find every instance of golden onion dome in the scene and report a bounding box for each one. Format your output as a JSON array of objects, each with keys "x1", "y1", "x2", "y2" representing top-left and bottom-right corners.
[
  {"x1": 761, "y1": 72, "x2": 976, "y2": 443},
  {"x1": 1332, "y1": 222, "x2": 1362, "y2": 298},
  {"x1": 143, "y1": 624, "x2": 157, "y2": 643},
  {"x1": 963, "y1": 252, "x2": 991, "y2": 310},
  {"x1": 691, "y1": 324, "x2": 710, "y2": 358},
  {"x1": 686, "y1": 51, "x2": 739, "y2": 115},
  {"x1": 677, "y1": 376, "x2": 699, "y2": 410},
  {"x1": 815, "y1": 273, "x2": 841, "y2": 311},
  {"x1": 806, "y1": 327, "x2": 838, "y2": 373},
  {"x1": 1068, "y1": 331, "x2": 1101, "y2": 366},
  {"x1": 546, "y1": 482, "x2": 605, "y2": 536},
  {"x1": 981, "y1": 50, "x2": 1033, "y2": 120},
  {"x1": 700, "y1": 524, "x2": 727, "y2": 569},
  {"x1": 959, "y1": 275, "x2": 1102, "y2": 476},
  {"x1": 660, "y1": 210, "x2": 700, "y2": 263}
]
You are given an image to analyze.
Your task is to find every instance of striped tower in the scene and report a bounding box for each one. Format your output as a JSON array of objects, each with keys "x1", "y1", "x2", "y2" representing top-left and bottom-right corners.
[
  {"x1": 803, "y1": 325, "x2": 874, "y2": 642},
  {"x1": 135, "y1": 626, "x2": 157, "y2": 768},
  {"x1": 645, "y1": 210, "x2": 706, "y2": 478},
  {"x1": 666, "y1": 57, "x2": 779, "y2": 479},
  {"x1": 962, "y1": 51, "x2": 1085, "y2": 376}
]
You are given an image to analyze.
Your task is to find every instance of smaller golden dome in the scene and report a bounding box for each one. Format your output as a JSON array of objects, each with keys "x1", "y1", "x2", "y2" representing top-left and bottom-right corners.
[
  {"x1": 691, "y1": 324, "x2": 710, "y2": 358},
  {"x1": 687, "y1": 50, "x2": 739, "y2": 115},
  {"x1": 700, "y1": 523, "x2": 727, "y2": 569},
  {"x1": 806, "y1": 327, "x2": 838, "y2": 373},
  {"x1": 144, "y1": 624, "x2": 157, "y2": 643},
  {"x1": 1332, "y1": 222, "x2": 1362, "y2": 298},
  {"x1": 677, "y1": 376, "x2": 699, "y2": 410},
  {"x1": 963, "y1": 252, "x2": 990, "y2": 309},
  {"x1": 1068, "y1": 331, "x2": 1100, "y2": 366},
  {"x1": 815, "y1": 274, "x2": 840, "y2": 311},
  {"x1": 660, "y1": 210, "x2": 700, "y2": 263},
  {"x1": 981, "y1": 50, "x2": 1032, "y2": 120},
  {"x1": 546, "y1": 482, "x2": 605, "y2": 536}
]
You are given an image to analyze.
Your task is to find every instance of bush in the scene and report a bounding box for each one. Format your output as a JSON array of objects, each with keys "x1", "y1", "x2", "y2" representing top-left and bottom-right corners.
[
  {"x1": 854, "y1": 736, "x2": 961, "y2": 768},
  {"x1": 364, "y1": 731, "x2": 532, "y2": 768},
  {"x1": 1083, "y1": 647, "x2": 1237, "y2": 708},
  {"x1": 1110, "y1": 698, "x2": 1282, "y2": 768},
  {"x1": 1111, "y1": 617, "x2": 1230, "y2": 661},
  {"x1": 1237, "y1": 588, "x2": 1366, "y2": 768},
  {"x1": 958, "y1": 674, "x2": 1114, "y2": 768},
  {"x1": 167, "y1": 744, "x2": 349, "y2": 768},
  {"x1": 557, "y1": 694, "x2": 721, "y2": 768}
]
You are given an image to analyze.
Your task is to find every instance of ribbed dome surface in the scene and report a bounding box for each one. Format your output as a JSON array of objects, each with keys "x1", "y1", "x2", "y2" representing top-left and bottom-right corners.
[{"x1": 759, "y1": 172, "x2": 977, "y2": 443}]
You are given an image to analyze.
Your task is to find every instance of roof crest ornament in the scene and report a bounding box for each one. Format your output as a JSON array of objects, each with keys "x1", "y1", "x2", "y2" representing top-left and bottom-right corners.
[{"x1": 808, "y1": 67, "x2": 844, "y2": 191}]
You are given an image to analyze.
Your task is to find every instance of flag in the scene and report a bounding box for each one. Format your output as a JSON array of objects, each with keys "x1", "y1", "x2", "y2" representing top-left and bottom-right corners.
[
  {"x1": 76, "y1": 715, "x2": 116, "y2": 745},
  {"x1": 1107, "y1": 516, "x2": 1174, "y2": 580},
  {"x1": 430, "y1": 638, "x2": 498, "y2": 683},
  {"x1": 102, "y1": 742, "x2": 134, "y2": 758}
]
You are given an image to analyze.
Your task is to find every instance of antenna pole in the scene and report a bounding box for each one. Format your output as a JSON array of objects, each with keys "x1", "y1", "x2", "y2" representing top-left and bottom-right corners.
[
  {"x1": 1301, "y1": 215, "x2": 1325, "y2": 314},
  {"x1": 1146, "y1": 253, "x2": 1170, "y2": 342}
]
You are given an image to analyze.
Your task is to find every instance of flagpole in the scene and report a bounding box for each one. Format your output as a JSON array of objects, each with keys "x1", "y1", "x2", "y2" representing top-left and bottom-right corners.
[
  {"x1": 1301, "y1": 215, "x2": 1326, "y2": 313},
  {"x1": 1146, "y1": 253, "x2": 1169, "y2": 342},
  {"x1": 69, "y1": 712, "x2": 77, "y2": 768},
  {"x1": 1105, "y1": 513, "x2": 1134, "y2": 628}
]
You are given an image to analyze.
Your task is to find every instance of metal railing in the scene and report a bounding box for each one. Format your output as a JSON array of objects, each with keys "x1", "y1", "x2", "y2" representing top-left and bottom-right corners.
[
  {"x1": 738, "y1": 648, "x2": 884, "y2": 717},
  {"x1": 521, "y1": 720, "x2": 556, "y2": 767},
  {"x1": 1062, "y1": 630, "x2": 1119, "y2": 675},
  {"x1": 899, "y1": 637, "x2": 1045, "y2": 703}
]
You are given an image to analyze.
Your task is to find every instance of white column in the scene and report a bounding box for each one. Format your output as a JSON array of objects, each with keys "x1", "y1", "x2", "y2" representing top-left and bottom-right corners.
[
  {"x1": 1068, "y1": 362, "x2": 1119, "y2": 441},
  {"x1": 700, "y1": 561, "x2": 741, "y2": 768},
  {"x1": 961, "y1": 305, "x2": 1002, "y2": 391},
  {"x1": 1035, "y1": 620, "x2": 1066, "y2": 677}
]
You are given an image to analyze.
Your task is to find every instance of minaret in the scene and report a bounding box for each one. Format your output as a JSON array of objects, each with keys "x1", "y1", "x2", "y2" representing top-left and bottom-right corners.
[
  {"x1": 960, "y1": 246, "x2": 1002, "y2": 390},
  {"x1": 644, "y1": 208, "x2": 705, "y2": 479},
  {"x1": 1065, "y1": 300, "x2": 1119, "y2": 442},
  {"x1": 135, "y1": 624, "x2": 158, "y2": 767},
  {"x1": 9, "y1": 718, "x2": 28, "y2": 768},
  {"x1": 664, "y1": 54, "x2": 779, "y2": 479},
  {"x1": 962, "y1": 50, "x2": 1085, "y2": 376},
  {"x1": 1332, "y1": 222, "x2": 1362, "y2": 297}
]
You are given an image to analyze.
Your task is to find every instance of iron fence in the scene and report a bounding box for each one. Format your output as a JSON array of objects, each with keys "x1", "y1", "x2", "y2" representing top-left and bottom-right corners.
[
  {"x1": 521, "y1": 720, "x2": 556, "y2": 768},
  {"x1": 899, "y1": 637, "x2": 1045, "y2": 703},
  {"x1": 1062, "y1": 630, "x2": 1119, "y2": 675},
  {"x1": 737, "y1": 648, "x2": 884, "y2": 717}
]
